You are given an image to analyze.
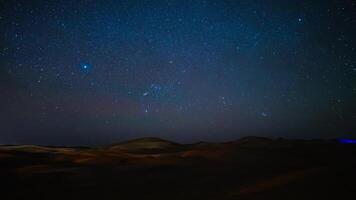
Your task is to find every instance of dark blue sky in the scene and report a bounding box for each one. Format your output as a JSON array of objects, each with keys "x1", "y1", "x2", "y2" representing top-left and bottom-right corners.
[{"x1": 0, "y1": 0, "x2": 355, "y2": 145}]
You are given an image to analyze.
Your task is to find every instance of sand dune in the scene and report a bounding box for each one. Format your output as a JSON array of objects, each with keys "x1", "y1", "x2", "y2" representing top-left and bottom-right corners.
[{"x1": 1, "y1": 137, "x2": 355, "y2": 200}]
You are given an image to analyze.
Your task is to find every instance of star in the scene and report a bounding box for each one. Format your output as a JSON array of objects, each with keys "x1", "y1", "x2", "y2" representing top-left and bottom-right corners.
[
  {"x1": 81, "y1": 64, "x2": 90, "y2": 70},
  {"x1": 150, "y1": 83, "x2": 162, "y2": 91}
]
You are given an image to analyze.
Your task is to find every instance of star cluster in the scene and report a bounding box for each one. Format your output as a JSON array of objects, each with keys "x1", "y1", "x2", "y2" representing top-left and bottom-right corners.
[{"x1": 0, "y1": 0, "x2": 355, "y2": 145}]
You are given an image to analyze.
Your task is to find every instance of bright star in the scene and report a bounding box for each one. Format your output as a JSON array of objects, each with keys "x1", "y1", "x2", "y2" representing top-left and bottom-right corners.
[{"x1": 81, "y1": 63, "x2": 90, "y2": 70}]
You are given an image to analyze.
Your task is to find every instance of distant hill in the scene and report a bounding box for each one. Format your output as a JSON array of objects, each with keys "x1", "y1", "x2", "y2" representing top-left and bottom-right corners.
[{"x1": 109, "y1": 137, "x2": 183, "y2": 153}]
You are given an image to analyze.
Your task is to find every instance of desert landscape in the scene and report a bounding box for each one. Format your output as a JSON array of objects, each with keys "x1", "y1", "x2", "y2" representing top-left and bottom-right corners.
[
  {"x1": 1, "y1": 0, "x2": 355, "y2": 199},
  {"x1": 1, "y1": 137, "x2": 355, "y2": 200}
]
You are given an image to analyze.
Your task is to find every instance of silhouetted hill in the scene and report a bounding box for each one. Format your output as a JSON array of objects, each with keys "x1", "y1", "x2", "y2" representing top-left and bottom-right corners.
[{"x1": 109, "y1": 137, "x2": 183, "y2": 153}]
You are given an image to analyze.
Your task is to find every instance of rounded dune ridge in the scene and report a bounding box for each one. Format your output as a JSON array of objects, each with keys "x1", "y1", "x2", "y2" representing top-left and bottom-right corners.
[{"x1": 108, "y1": 137, "x2": 182, "y2": 152}]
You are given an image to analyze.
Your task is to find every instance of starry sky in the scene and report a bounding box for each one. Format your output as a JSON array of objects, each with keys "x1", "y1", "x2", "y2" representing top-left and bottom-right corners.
[{"x1": 0, "y1": 0, "x2": 355, "y2": 145}]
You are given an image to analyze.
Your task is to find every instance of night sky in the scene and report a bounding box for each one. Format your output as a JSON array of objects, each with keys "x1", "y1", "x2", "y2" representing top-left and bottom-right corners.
[{"x1": 0, "y1": 0, "x2": 355, "y2": 145}]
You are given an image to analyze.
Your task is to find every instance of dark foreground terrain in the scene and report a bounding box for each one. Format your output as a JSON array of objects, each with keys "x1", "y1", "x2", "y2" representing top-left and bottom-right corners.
[{"x1": 1, "y1": 137, "x2": 356, "y2": 200}]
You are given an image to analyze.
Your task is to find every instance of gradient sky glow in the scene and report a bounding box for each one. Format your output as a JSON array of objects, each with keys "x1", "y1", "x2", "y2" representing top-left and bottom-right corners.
[{"x1": 0, "y1": 0, "x2": 355, "y2": 145}]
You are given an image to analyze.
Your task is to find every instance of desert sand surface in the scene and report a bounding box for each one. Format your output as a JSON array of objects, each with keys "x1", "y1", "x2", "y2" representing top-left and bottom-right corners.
[{"x1": 1, "y1": 137, "x2": 355, "y2": 200}]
